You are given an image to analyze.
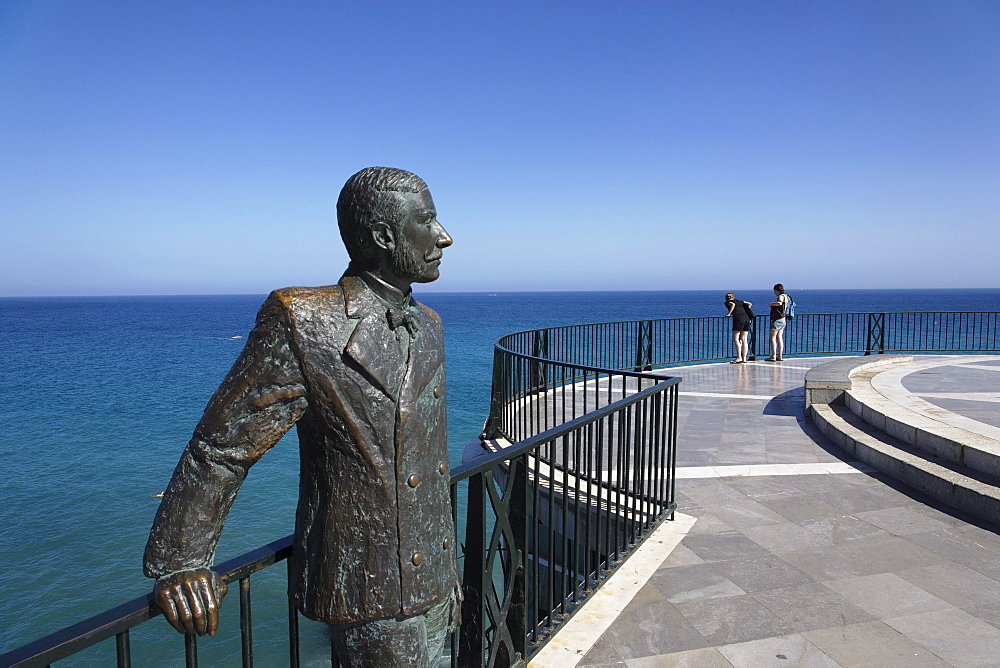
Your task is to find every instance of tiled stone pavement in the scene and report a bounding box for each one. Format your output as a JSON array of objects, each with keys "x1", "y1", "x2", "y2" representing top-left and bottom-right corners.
[{"x1": 575, "y1": 356, "x2": 1000, "y2": 667}]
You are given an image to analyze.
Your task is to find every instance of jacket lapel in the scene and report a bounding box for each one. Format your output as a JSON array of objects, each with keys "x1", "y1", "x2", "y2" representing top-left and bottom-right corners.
[
  {"x1": 342, "y1": 276, "x2": 407, "y2": 401},
  {"x1": 398, "y1": 303, "x2": 444, "y2": 424}
]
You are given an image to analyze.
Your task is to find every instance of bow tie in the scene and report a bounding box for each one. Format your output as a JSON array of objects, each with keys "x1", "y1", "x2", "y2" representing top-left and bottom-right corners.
[{"x1": 386, "y1": 307, "x2": 420, "y2": 337}]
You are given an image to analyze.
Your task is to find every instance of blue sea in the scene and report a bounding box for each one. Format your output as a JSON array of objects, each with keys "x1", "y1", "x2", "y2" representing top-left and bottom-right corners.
[{"x1": 2, "y1": 288, "x2": 998, "y2": 665}]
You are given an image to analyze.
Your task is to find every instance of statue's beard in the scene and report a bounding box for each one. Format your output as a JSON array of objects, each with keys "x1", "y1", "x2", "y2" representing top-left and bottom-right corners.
[{"x1": 390, "y1": 243, "x2": 431, "y2": 284}]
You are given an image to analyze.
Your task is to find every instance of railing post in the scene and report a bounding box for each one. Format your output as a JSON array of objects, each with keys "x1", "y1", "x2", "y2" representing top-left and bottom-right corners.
[
  {"x1": 481, "y1": 348, "x2": 506, "y2": 441},
  {"x1": 459, "y1": 473, "x2": 487, "y2": 667},
  {"x1": 633, "y1": 320, "x2": 653, "y2": 372},
  {"x1": 529, "y1": 330, "x2": 548, "y2": 394},
  {"x1": 504, "y1": 454, "x2": 528, "y2": 665},
  {"x1": 748, "y1": 317, "x2": 759, "y2": 360},
  {"x1": 866, "y1": 313, "x2": 886, "y2": 355}
]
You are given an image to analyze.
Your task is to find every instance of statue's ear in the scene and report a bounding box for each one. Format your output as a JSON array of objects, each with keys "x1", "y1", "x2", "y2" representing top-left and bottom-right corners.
[{"x1": 371, "y1": 221, "x2": 395, "y2": 252}]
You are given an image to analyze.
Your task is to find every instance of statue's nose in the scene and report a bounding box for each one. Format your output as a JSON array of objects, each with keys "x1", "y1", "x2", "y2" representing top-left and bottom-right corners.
[{"x1": 437, "y1": 225, "x2": 453, "y2": 248}]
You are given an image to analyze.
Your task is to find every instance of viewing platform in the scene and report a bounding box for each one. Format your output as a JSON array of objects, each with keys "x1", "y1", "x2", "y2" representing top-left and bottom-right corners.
[{"x1": 533, "y1": 355, "x2": 1000, "y2": 667}]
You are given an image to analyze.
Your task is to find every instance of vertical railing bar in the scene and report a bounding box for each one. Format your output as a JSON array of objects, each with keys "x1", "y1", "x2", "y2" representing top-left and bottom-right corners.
[
  {"x1": 545, "y1": 429, "x2": 555, "y2": 626},
  {"x1": 287, "y1": 559, "x2": 301, "y2": 668},
  {"x1": 596, "y1": 414, "x2": 607, "y2": 584},
  {"x1": 572, "y1": 424, "x2": 583, "y2": 601},
  {"x1": 531, "y1": 441, "x2": 540, "y2": 643},
  {"x1": 240, "y1": 576, "x2": 253, "y2": 668},
  {"x1": 642, "y1": 395, "x2": 658, "y2": 524},
  {"x1": 560, "y1": 431, "x2": 570, "y2": 614},
  {"x1": 184, "y1": 633, "x2": 198, "y2": 668},
  {"x1": 624, "y1": 403, "x2": 635, "y2": 545},
  {"x1": 614, "y1": 404, "x2": 625, "y2": 563},
  {"x1": 584, "y1": 421, "x2": 594, "y2": 592},
  {"x1": 115, "y1": 630, "x2": 131, "y2": 668},
  {"x1": 635, "y1": 397, "x2": 646, "y2": 527},
  {"x1": 653, "y1": 391, "x2": 665, "y2": 516}
]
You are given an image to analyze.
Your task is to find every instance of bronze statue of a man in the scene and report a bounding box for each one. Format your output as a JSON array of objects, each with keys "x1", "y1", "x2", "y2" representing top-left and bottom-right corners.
[{"x1": 144, "y1": 166, "x2": 459, "y2": 666}]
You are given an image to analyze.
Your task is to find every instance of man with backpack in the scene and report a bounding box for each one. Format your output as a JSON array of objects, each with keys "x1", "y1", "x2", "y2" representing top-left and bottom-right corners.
[{"x1": 766, "y1": 283, "x2": 793, "y2": 361}]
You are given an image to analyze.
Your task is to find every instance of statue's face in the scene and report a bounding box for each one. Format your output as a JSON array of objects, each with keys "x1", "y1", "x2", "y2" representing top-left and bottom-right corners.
[{"x1": 386, "y1": 189, "x2": 453, "y2": 286}]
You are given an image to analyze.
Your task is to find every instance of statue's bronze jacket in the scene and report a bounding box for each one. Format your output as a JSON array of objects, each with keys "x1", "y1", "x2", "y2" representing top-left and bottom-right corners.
[{"x1": 144, "y1": 274, "x2": 459, "y2": 624}]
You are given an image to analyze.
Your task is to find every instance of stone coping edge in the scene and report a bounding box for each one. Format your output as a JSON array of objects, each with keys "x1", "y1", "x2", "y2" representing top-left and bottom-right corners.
[
  {"x1": 804, "y1": 355, "x2": 913, "y2": 408},
  {"x1": 847, "y1": 370, "x2": 1000, "y2": 480}
]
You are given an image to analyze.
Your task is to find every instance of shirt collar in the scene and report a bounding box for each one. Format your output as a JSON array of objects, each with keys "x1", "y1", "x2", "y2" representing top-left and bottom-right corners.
[{"x1": 358, "y1": 270, "x2": 412, "y2": 310}]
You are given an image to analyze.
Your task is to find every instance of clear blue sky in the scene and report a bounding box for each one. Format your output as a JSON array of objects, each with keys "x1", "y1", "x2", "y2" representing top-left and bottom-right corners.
[{"x1": 2, "y1": 1, "x2": 997, "y2": 296}]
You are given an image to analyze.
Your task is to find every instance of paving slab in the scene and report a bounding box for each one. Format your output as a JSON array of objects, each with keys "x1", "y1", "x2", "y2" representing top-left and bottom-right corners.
[
  {"x1": 802, "y1": 621, "x2": 949, "y2": 667},
  {"x1": 716, "y1": 633, "x2": 838, "y2": 667},
  {"x1": 885, "y1": 607, "x2": 1000, "y2": 665}
]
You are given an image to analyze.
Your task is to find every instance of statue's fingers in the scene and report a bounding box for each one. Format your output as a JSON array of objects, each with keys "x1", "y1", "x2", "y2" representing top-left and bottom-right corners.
[
  {"x1": 157, "y1": 591, "x2": 186, "y2": 635},
  {"x1": 181, "y1": 579, "x2": 208, "y2": 636},
  {"x1": 170, "y1": 586, "x2": 197, "y2": 635},
  {"x1": 193, "y1": 576, "x2": 222, "y2": 636}
]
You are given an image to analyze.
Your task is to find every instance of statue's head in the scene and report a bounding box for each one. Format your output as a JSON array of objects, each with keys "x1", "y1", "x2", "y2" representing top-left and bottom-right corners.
[{"x1": 337, "y1": 166, "x2": 452, "y2": 289}]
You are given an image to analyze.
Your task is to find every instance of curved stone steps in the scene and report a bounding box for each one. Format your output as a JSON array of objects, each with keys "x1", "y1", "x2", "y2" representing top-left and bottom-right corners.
[
  {"x1": 810, "y1": 402, "x2": 1000, "y2": 523},
  {"x1": 804, "y1": 355, "x2": 1000, "y2": 523}
]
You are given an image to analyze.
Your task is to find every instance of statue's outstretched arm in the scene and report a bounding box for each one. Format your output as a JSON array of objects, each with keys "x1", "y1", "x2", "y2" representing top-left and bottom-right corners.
[{"x1": 144, "y1": 292, "x2": 307, "y2": 632}]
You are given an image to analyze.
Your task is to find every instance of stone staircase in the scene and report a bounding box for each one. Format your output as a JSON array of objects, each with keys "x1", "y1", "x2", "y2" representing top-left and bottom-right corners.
[{"x1": 805, "y1": 355, "x2": 1000, "y2": 523}]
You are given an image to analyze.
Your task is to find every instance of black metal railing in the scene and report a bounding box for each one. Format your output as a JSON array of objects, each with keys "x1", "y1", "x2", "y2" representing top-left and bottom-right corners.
[
  {"x1": 1, "y1": 379, "x2": 678, "y2": 668},
  {"x1": 517, "y1": 311, "x2": 998, "y2": 366},
  {"x1": 0, "y1": 536, "x2": 295, "y2": 668},
  {"x1": 455, "y1": 379, "x2": 678, "y2": 666},
  {"x1": 478, "y1": 310, "x2": 998, "y2": 461},
  {"x1": 6, "y1": 310, "x2": 996, "y2": 667}
]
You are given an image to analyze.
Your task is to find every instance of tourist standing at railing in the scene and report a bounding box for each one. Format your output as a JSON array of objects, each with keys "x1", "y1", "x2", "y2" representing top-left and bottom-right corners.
[
  {"x1": 143, "y1": 167, "x2": 461, "y2": 667},
  {"x1": 767, "y1": 283, "x2": 791, "y2": 361},
  {"x1": 724, "y1": 293, "x2": 753, "y2": 363}
]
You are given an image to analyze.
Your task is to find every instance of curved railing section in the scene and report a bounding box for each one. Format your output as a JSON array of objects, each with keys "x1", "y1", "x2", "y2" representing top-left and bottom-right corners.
[{"x1": 482, "y1": 311, "x2": 1000, "y2": 445}]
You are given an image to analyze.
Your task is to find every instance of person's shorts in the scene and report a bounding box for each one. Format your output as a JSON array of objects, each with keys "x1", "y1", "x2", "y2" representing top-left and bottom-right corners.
[{"x1": 770, "y1": 317, "x2": 787, "y2": 332}]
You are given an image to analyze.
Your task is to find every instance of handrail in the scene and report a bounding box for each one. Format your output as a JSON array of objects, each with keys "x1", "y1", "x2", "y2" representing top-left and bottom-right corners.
[
  {"x1": 0, "y1": 536, "x2": 293, "y2": 667},
  {"x1": 484, "y1": 311, "x2": 999, "y2": 444}
]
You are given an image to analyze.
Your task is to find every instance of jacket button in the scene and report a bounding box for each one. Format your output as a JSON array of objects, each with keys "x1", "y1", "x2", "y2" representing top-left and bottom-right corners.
[
  {"x1": 439, "y1": 462, "x2": 448, "y2": 475},
  {"x1": 443, "y1": 537, "x2": 452, "y2": 549},
  {"x1": 411, "y1": 553, "x2": 424, "y2": 566},
  {"x1": 433, "y1": 386, "x2": 442, "y2": 398},
  {"x1": 407, "y1": 474, "x2": 420, "y2": 488}
]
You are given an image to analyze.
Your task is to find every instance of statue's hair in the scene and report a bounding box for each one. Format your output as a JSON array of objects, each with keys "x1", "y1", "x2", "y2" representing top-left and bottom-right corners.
[{"x1": 337, "y1": 167, "x2": 428, "y2": 267}]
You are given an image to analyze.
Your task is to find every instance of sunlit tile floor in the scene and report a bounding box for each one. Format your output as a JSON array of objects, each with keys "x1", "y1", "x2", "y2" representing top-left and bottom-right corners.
[{"x1": 551, "y1": 355, "x2": 1000, "y2": 667}]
